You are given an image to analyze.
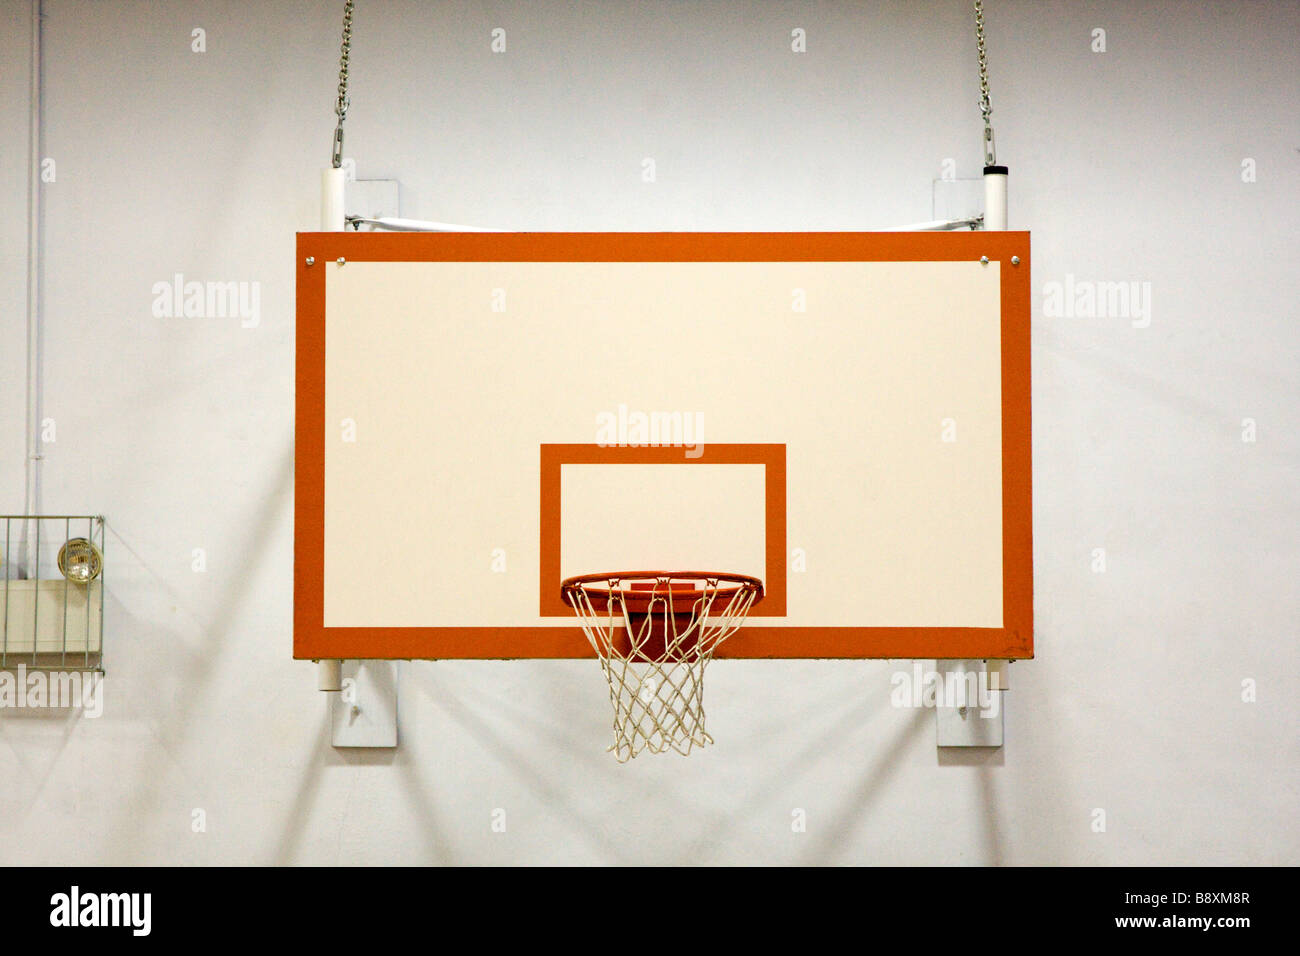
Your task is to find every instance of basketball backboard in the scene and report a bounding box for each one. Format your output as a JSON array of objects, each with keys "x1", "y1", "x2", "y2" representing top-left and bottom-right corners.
[{"x1": 294, "y1": 232, "x2": 1031, "y2": 660}]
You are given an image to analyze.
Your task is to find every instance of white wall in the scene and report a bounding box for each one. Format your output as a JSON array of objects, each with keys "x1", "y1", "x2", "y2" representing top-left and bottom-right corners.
[{"x1": 0, "y1": 0, "x2": 1296, "y2": 865}]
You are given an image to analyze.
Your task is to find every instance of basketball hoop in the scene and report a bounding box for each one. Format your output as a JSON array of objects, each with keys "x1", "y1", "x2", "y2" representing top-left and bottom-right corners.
[{"x1": 561, "y1": 571, "x2": 763, "y2": 760}]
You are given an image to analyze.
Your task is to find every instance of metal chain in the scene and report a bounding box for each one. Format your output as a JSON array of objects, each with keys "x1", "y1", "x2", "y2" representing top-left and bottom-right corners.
[
  {"x1": 324, "y1": 2, "x2": 995, "y2": 170},
  {"x1": 331, "y1": 0, "x2": 355, "y2": 168},
  {"x1": 974, "y1": 0, "x2": 996, "y2": 166}
]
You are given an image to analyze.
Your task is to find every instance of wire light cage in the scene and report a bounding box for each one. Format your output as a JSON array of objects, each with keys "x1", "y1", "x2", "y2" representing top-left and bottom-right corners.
[{"x1": 0, "y1": 516, "x2": 105, "y2": 672}]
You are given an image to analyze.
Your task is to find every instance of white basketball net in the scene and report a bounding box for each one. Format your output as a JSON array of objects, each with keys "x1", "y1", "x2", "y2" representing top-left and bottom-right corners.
[{"x1": 564, "y1": 575, "x2": 760, "y2": 761}]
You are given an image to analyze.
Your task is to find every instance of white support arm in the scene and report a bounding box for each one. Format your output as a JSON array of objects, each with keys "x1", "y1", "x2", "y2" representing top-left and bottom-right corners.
[
  {"x1": 878, "y1": 217, "x2": 983, "y2": 232},
  {"x1": 346, "y1": 216, "x2": 503, "y2": 233},
  {"x1": 346, "y1": 216, "x2": 981, "y2": 234}
]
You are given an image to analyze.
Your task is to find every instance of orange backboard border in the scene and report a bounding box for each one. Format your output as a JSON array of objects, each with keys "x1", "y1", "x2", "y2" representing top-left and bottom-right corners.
[{"x1": 294, "y1": 231, "x2": 1032, "y2": 660}]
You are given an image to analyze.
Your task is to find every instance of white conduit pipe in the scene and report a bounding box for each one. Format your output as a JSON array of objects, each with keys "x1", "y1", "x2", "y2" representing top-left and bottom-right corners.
[{"x1": 23, "y1": 0, "x2": 43, "y2": 579}]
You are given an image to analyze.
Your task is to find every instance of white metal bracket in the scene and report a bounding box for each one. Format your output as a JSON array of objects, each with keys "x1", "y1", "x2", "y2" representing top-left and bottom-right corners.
[
  {"x1": 331, "y1": 660, "x2": 398, "y2": 748},
  {"x1": 935, "y1": 659, "x2": 1004, "y2": 748}
]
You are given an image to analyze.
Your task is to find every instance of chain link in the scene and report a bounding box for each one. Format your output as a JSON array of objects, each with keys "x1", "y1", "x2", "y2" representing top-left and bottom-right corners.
[
  {"x1": 331, "y1": 0, "x2": 355, "y2": 168},
  {"x1": 974, "y1": 0, "x2": 996, "y2": 166}
]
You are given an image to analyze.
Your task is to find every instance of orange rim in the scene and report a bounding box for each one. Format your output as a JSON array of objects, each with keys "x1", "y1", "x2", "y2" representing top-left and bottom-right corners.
[{"x1": 561, "y1": 571, "x2": 764, "y2": 614}]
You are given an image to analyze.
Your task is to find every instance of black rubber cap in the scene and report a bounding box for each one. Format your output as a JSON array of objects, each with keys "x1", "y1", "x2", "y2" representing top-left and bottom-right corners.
[{"x1": 983, "y1": 165, "x2": 1009, "y2": 175}]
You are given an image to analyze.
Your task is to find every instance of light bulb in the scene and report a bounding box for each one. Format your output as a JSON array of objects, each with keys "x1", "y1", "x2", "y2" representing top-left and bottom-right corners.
[{"x1": 57, "y1": 538, "x2": 102, "y2": 583}]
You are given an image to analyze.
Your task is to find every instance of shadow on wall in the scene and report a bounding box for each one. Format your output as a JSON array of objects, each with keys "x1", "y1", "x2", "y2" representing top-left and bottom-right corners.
[
  {"x1": 104, "y1": 440, "x2": 295, "y2": 859},
  {"x1": 407, "y1": 664, "x2": 636, "y2": 865},
  {"x1": 798, "y1": 707, "x2": 931, "y2": 865}
]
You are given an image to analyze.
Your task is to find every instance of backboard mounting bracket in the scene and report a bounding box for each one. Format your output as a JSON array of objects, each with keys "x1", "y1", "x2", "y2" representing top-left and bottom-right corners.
[
  {"x1": 330, "y1": 660, "x2": 398, "y2": 748},
  {"x1": 935, "y1": 659, "x2": 1004, "y2": 748}
]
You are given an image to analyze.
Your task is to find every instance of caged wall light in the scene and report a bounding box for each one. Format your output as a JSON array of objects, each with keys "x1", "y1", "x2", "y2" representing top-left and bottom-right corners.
[{"x1": 1, "y1": 516, "x2": 105, "y2": 672}]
